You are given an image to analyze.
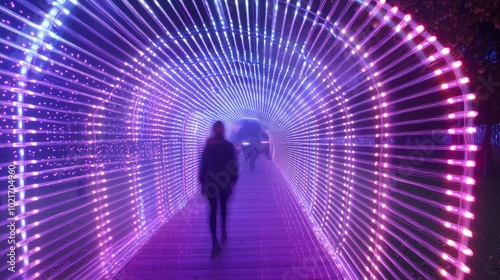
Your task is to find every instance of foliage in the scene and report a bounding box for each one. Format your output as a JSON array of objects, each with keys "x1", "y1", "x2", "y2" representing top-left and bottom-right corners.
[
  {"x1": 387, "y1": 0, "x2": 500, "y2": 177},
  {"x1": 388, "y1": 0, "x2": 500, "y2": 76}
]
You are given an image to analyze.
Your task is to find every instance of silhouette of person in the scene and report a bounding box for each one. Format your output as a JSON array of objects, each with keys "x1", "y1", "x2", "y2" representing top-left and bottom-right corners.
[
  {"x1": 248, "y1": 145, "x2": 258, "y2": 171},
  {"x1": 199, "y1": 121, "x2": 239, "y2": 258}
]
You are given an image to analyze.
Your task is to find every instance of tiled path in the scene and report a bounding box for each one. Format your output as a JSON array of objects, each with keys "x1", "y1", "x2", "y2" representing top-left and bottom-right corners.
[{"x1": 115, "y1": 159, "x2": 342, "y2": 280}]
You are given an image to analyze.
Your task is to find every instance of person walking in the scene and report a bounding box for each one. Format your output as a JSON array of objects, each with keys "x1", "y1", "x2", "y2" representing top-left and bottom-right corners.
[
  {"x1": 248, "y1": 145, "x2": 258, "y2": 171},
  {"x1": 199, "y1": 121, "x2": 239, "y2": 258}
]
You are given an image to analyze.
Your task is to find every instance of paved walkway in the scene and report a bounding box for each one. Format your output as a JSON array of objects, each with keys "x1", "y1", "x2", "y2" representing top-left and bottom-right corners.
[{"x1": 115, "y1": 158, "x2": 342, "y2": 280}]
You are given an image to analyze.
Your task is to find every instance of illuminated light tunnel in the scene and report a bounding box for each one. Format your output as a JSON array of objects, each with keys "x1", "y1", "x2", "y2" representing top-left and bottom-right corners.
[{"x1": 0, "y1": 0, "x2": 477, "y2": 279}]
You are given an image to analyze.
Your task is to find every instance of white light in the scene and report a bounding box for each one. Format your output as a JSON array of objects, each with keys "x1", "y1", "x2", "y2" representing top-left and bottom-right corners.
[{"x1": 461, "y1": 265, "x2": 471, "y2": 274}]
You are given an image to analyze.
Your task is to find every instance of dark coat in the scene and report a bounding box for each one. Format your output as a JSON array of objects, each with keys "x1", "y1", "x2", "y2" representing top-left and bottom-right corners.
[{"x1": 199, "y1": 134, "x2": 239, "y2": 196}]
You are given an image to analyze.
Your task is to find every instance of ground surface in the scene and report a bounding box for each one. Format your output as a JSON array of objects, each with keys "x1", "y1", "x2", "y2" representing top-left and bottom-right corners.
[
  {"x1": 468, "y1": 178, "x2": 500, "y2": 280},
  {"x1": 115, "y1": 158, "x2": 342, "y2": 280}
]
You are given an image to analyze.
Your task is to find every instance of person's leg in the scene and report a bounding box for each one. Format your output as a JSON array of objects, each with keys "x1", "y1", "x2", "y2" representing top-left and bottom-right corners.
[
  {"x1": 208, "y1": 197, "x2": 217, "y2": 234},
  {"x1": 220, "y1": 192, "x2": 229, "y2": 242},
  {"x1": 208, "y1": 197, "x2": 220, "y2": 257}
]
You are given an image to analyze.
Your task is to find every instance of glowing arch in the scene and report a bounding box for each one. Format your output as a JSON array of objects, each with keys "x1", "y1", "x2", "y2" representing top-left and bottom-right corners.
[{"x1": 0, "y1": 0, "x2": 476, "y2": 279}]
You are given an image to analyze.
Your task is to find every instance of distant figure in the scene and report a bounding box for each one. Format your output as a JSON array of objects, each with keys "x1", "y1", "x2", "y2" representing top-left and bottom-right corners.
[
  {"x1": 248, "y1": 145, "x2": 258, "y2": 171},
  {"x1": 234, "y1": 143, "x2": 242, "y2": 157},
  {"x1": 199, "y1": 121, "x2": 239, "y2": 258}
]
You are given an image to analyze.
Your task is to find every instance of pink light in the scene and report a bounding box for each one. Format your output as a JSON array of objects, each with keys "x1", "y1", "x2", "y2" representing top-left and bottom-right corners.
[
  {"x1": 464, "y1": 212, "x2": 474, "y2": 219},
  {"x1": 465, "y1": 177, "x2": 475, "y2": 185},
  {"x1": 468, "y1": 111, "x2": 478, "y2": 117},
  {"x1": 441, "y1": 48, "x2": 450, "y2": 55},
  {"x1": 460, "y1": 77, "x2": 470, "y2": 84},
  {"x1": 461, "y1": 265, "x2": 471, "y2": 274},
  {"x1": 463, "y1": 248, "x2": 473, "y2": 256},
  {"x1": 466, "y1": 127, "x2": 476, "y2": 133},
  {"x1": 452, "y1": 61, "x2": 462, "y2": 68},
  {"x1": 465, "y1": 160, "x2": 475, "y2": 167}
]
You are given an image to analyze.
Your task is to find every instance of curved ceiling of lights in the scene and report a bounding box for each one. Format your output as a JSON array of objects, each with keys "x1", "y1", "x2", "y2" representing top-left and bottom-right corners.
[{"x1": 0, "y1": 0, "x2": 476, "y2": 279}]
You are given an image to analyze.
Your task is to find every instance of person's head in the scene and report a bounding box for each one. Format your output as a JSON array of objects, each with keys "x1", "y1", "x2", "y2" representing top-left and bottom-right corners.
[{"x1": 212, "y1": 120, "x2": 225, "y2": 136}]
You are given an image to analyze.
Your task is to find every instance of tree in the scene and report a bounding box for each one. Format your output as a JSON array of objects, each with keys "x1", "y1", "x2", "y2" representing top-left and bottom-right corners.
[
  {"x1": 388, "y1": 0, "x2": 500, "y2": 74},
  {"x1": 473, "y1": 66, "x2": 500, "y2": 177},
  {"x1": 389, "y1": 0, "x2": 500, "y2": 177}
]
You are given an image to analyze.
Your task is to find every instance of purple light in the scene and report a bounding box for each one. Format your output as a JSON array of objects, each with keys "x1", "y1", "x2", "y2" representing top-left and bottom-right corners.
[{"x1": 0, "y1": 1, "x2": 476, "y2": 279}]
